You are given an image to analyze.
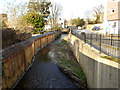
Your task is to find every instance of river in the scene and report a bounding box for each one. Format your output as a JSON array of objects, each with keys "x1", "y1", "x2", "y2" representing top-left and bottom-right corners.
[{"x1": 15, "y1": 34, "x2": 78, "y2": 88}]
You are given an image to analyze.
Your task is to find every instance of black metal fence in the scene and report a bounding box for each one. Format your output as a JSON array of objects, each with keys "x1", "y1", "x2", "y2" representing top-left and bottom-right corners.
[{"x1": 73, "y1": 33, "x2": 120, "y2": 58}]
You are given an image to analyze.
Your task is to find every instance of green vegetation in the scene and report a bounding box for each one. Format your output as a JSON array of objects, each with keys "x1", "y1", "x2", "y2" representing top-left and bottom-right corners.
[
  {"x1": 23, "y1": 12, "x2": 45, "y2": 34},
  {"x1": 86, "y1": 17, "x2": 94, "y2": 24},
  {"x1": 28, "y1": 0, "x2": 51, "y2": 19},
  {"x1": 2, "y1": 0, "x2": 54, "y2": 48},
  {"x1": 56, "y1": 40, "x2": 67, "y2": 45},
  {"x1": 59, "y1": 58, "x2": 87, "y2": 83},
  {"x1": 54, "y1": 40, "x2": 87, "y2": 88},
  {"x1": 2, "y1": 28, "x2": 32, "y2": 49},
  {"x1": 2, "y1": 21, "x2": 7, "y2": 28},
  {"x1": 22, "y1": 0, "x2": 52, "y2": 33},
  {"x1": 54, "y1": 27, "x2": 60, "y2": 30},
  {"x1": 72, "y1": 17, "x2": 85, "y2": 27},
  {"x1": 101, "y1": 56, "x2": 120, "y2": 64},
  {"x1": 4, "y1": 0, "x2": 52, "y2": 33}
]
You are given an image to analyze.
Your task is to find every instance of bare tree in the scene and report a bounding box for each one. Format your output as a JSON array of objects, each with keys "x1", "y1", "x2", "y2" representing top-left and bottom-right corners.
[
  {"x1": 84, "y1": 10, "x2": 92, "y2": 24},
  {"x1": 93, "y1": 5, "x2": 104, "y2": 24},
  {"x1": 3, "y1": 1, "x2": 27, "y2": 29},
  {"x1": 49, "y1": 3, "x2": 62, "y2": 29}
]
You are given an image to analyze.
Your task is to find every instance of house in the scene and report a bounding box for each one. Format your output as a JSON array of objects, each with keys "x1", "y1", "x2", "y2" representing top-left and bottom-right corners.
[
  {"x1": 45, "y1": 18, "x2": 65, "y2": 30},
  {"x1": 65, "y1": 19, "x2": 73, "y2": 27},
  {"x1": 1, "y1": 13, "x2": 14, "y2": 28},
  {"x1": 107, "y1": 0, "x2": 120, "y2": 34},
  {"x1": 44, "y1": 25, "x2": 51, "y2": 30},
  {"x1": 58, "y1": 18, "x2": 65, "y2": 28}
]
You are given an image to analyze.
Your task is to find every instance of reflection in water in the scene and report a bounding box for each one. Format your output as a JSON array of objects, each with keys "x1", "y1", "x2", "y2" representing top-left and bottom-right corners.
[{"x1": 15, "y1": 34, "x2": 77, "y2": 88}]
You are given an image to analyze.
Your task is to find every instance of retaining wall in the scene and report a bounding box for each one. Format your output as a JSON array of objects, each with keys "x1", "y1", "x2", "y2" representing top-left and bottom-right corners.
[
  {"x1": 68, "y1": 34, "x2": 120, "y2": 88},
  {"x1": 2, "y1": 32, "x2": 56, "y2": 88}
]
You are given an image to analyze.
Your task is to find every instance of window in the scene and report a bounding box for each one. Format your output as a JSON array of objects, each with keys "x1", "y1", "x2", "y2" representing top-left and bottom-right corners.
[
  {"x1": 113, "y1": 22, "x2": 116, "y2": 28},
  {"x1": 112, "y1": 10, "x2": 115, "y2": 12},
  {"x1": 111, "y1": 9, "x2": 115, "y2": 14}
]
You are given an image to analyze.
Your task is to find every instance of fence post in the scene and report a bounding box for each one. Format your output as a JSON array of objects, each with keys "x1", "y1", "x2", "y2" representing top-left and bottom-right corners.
[
  {"x1": 24, "y1": 48, "x2": 27, "y2": 71},
  {"x1": 90, "y1": 34, "x2": 92, "y2": 47},
  {"x1": 118, "y1": 34, "x2": 120, "y2": 59},
  {"x1": 111, "y1": 34, "x2": 112, "y2": 46},
  {"x1": 84, "y1": 34, "x2": 86, "y2": 43},
  {"x1": 96, "y1": 34, "x2": 97, "y2": 41},
  {"x1": 47, "y1": 35, "x2": 48, "y2": 44},
  {"x1": 100, "y1": 34, "x2": 101, "y2": 53},
  {"x1": 40, "y1": 38, "x2": 41, "y2": 48}
]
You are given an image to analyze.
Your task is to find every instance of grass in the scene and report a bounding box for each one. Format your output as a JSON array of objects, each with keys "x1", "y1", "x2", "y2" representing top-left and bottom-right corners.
[
  {"x1": 56, "y1": 40, "x2": 67, "y2": 46},
  {"x1": 54, "y1": 40, "x2": 87, "y2": 85},
  {"x1": 59, "y1": 58, "x2": 87, "y2": 83},
  {"x1": 101, "y1": 56, "x2": 120, "y2": 64}
]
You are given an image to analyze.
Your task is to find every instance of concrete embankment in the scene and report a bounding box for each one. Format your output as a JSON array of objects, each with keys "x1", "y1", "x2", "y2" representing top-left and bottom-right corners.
[
  {"x1": 2, "y1": 31, "x2": 61, "y2": 88},
  {"x1": 68, "y1": 34, "x2": 120, "y2": 88}
]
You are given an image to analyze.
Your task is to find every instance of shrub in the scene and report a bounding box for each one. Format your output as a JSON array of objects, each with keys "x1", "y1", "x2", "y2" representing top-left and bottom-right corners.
[
  {"x1": 23, "y1": 12, "x2": 45, "y2": 34},
  {"x1": 2, "y1": 28, "x2": 32, "y2": 49}
]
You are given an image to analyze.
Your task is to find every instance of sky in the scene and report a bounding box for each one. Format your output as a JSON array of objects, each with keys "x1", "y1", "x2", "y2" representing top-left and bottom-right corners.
[
  {"x1": 51, "y1": 0, "x2": 107, "y2": 20},
  {"x1": 1, "y1": 0, "x2": 107, "y2": 20}
]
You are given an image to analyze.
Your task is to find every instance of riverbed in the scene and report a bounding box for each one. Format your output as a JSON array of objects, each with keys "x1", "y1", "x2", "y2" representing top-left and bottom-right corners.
[{"x1": 15, "y1": 34, "x2": 78, "y2": 88}]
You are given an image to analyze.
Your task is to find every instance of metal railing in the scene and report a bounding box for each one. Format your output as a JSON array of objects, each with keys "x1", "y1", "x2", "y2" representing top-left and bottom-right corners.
[{"x1": 73, "y1": 33, "x2": 120, "y2": 58}]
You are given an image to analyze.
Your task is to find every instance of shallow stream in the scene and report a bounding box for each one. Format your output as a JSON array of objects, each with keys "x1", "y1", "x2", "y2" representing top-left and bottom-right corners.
[{"x1": 15, "y1": 34, "x2": 78, "y2": 88}]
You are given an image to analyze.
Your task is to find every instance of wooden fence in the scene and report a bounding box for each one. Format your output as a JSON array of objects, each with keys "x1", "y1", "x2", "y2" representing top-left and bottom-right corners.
[{"x1": 2, "y1": 32, "x2": 55, "y2": 88}]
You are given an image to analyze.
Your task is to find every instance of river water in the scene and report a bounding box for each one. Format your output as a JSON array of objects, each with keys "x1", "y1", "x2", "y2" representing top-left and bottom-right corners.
[{"x1": 15, "y1": 34, "x2": 78, "y2": 88}]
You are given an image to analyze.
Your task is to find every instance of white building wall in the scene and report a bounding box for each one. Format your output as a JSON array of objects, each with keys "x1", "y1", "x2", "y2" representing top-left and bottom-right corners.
[
  {"x1": 94, "y1": 24, "x2": 106, "y2": 34},
  {"x1": 118, "y1": 20, "x2": 120, "y2": 34},
  {"x1": 106, "y1": 0, "x2": 120, "y2": 34},
  {"x1": 108, "y1": 20, "x2": 119, "y2": 34},
  {"x1": 58, "y1": 19, "x2": 65, "y2": 28},
  {"x1": 44, "y1": 25, "x2": 51, "y2": 30},
  {"x1": 103, "y1": 0, "x2": 109, "y2": 34}
]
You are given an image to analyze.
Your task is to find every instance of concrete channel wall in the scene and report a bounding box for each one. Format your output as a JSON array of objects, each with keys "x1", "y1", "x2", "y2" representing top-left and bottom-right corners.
[
  {"x1": 2, "y1": 31, "x2": 60, "y2": 88},
  {"x1": 68, "y1": 34, "x2": 120, "y2": 88}
]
